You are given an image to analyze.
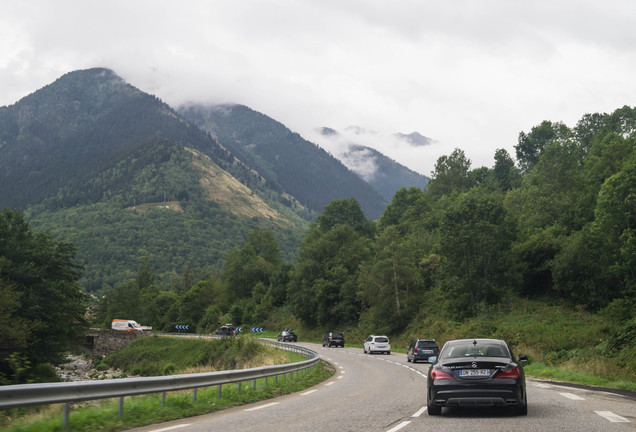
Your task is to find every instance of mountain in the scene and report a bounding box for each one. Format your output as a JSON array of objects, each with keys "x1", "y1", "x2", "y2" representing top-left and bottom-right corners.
[
  {"x1": 178, "y1": 103, "x2": 388, "y2": 219},
  {"x1": 337, "y1": 144, "x2": 429, "y2": 202},
  {"x1": 316, "y1": 127, "x2": 430, "y2": 202},
  {"x1": 0, "y1": 68, "x2": 309, "y2": 292}
]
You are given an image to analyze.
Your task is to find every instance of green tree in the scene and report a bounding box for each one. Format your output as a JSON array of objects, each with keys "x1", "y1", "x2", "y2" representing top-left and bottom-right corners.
[
  {"x1": 288, "y1": 200, "x2": 373, "y2": 326},
  {"x1": 222, "y1": 230, "x2": 282, "y2": 299},
  {"x1": 137, "y1": 253, "x2": 156, "y2": 290},
  {"x1": 515, "y1": 120, "x2": 571, "y2": 173},
  {"x1": 358, "y1": 227, "x2": 425, "y2": 332},
  {"x1": 426, "y1": 148, "x2": 472, "y2": 198},
  {"x1": 0, "y1": 209, "x2": 87, "y2": 379},
  {"x1": 177, "y1": 279, "x2": 222, "y2": 330},
  {"x1": 378, "y1": 187, "x2": 429, "y2": 232},
  {"x1": 493, "y1": 148, "x2": 521, "y2": 191},
  {"x1": 437, "y1": 189, "x2": 517, "y2": 316}
]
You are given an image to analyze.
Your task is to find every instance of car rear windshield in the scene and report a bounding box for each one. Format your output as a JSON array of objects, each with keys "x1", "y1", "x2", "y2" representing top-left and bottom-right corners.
[
  {"x1": 332, "y1": 333, "x2": 343, "y2": 338},
  {"x1": 375, "y1": 337, "x2": 389, "y2": 343},
  {"x1": 417, "y1": 341, "x2": 437, "y2": 348},
  {"x1": 442, "y1": 343, "x2": 509, "y2": 358}
]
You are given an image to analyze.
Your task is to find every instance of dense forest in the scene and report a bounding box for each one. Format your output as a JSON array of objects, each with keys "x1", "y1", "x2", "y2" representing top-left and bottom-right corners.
[
  {"x1": 1, "y1": 105, "x2": 634, "y2": 385},
  {"x1": 99, "y1": 106, "x2": 634, "y2": 333}
]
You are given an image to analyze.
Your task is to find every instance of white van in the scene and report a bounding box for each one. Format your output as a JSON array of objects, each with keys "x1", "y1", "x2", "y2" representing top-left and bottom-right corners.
[{"x1": 111, "y1": 319, "x2": 151, "y2": 331}]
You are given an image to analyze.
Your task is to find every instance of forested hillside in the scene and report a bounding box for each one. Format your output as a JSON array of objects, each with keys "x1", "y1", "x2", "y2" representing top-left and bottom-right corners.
[
  {"x1": 94, "y1": 105, "x2": 634, "y2": 386},
  {"x1": 0, "y1": 68, "x2": 311, "y2": 291},
  {"x1": 179, "y1": 103, "x2": 388, "y2": 219},
  {"x1": 1, "y1": 68, "x2": 633, "y2": 387}
]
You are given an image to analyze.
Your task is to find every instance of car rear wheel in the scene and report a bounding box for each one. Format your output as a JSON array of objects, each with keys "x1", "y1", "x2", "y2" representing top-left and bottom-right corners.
[
  {"x1": 427, "y1": 397, "x2": 441, "y2": 415},
  {"x1": 513, "y1": 392, "x2": 528, "y2": 415}
]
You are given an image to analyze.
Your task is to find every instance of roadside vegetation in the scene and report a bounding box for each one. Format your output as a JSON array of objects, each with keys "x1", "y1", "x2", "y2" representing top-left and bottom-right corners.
[
  {"x1": 0, "y1": 337, "x2": 333, "y2": 432},
  {"x1": 1, "y1": 107, "x2": 634, "y2": 401}
]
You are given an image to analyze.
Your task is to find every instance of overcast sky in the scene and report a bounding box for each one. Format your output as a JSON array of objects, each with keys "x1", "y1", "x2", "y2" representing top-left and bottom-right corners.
[{"x1": 2, "y1": 1, "x2": 635, "y2": 176}]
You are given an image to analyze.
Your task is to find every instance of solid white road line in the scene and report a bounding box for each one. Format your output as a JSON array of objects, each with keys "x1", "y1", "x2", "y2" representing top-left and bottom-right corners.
[
  {"x1": 243, "y1": 402, "x2": 280, "y2": 411},
  {"x1": 386, "y1": 421, "x2": 411, "y2": 432},
  {"x1": 559, "y1": 392, "x2": 585, "y2": 401},
  {"x1": 412, "y1": 406, "x2": 427, "y2": 417},
  {"x1": 594, "y1": 411, "x2": 630, "y2": 423}
]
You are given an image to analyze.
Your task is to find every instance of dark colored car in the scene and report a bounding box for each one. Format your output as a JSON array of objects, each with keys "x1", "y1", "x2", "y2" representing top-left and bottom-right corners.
[
  {"x1": 427, "y1": 338, "x2": 528, "y2": 416},
  {"x1": 322, "y1": 332, "x2": 345, "y2": 347},
  {"x1": 277, "y1": 330, "x2": 298, "y2": 342},
  {"x1": 215, "y1": 324, "x2": 237, "y2": 336},
  {"x1": 407, "y1": 339, "x2": 439, "y2": 363}
]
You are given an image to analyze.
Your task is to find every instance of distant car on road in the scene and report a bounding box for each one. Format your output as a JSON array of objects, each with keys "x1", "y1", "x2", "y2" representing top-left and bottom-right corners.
[
  {"x1": 427, "y1": 338, "x2": 528, "y2": 416},
  {"x1": 277, "y1": 330, "x2": 298, "y2": 342},
  {"x1": 322, "y1": 332, "x2": 345, "y2": 347},
  {"x1": 215, "y1": 324, "x2": 237, "y2": 336},
  {"x1": 407, "y1": 339, "x2": 439, "y2": 363},
  {"x1": 363, "y1": 335, "x2": 391, "y2": 354}
]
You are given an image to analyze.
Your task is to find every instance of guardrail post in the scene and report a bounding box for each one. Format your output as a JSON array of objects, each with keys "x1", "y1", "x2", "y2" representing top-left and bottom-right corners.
[
  {"x1": 63, "y1": 402, "x2": 70, "y2": 430},
  {"x1": 265, "y1": 376, "x2": 268, "y2": 387},
  {"x1": 193, "y1": 388, "x2": 197, "y2": 403},
  {"x1": 161, "y1": 392, "x2": 166, "y2": 407},
  {"x1": 253, "y1": 379, "x2": 256, "y2": 390},
  {"x1": 218, "y1": 384, "x2": 222, "y2": 398},
  {"x1": 237, "y1": 381, "x2": 241, "y2": 392},
  {"x1": 118, "y1": 397, "x2": 124, "y2": 417}
]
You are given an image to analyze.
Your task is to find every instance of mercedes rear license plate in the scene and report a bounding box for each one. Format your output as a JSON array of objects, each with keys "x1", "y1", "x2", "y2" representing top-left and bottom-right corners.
[{"x1": 459, "y1": 369, "x2": 490, "y2": 377}]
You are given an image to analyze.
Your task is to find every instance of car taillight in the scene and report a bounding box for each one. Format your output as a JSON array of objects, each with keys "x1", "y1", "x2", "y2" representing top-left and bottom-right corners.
[
  {"x1": 430, "y1": 369, "x2": 454, "y2": 381},
  {"x1": 414, "y1": 348, "x2": 418, "y2": 354},
  {"x1": 496, "y1": 367, "x2": 520, "y2": 380}
]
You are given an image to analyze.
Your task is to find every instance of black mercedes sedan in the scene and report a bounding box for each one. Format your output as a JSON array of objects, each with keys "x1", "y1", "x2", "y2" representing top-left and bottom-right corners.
[{"x1": 427, "y1": 338, "x2": 528, "y2": 416}]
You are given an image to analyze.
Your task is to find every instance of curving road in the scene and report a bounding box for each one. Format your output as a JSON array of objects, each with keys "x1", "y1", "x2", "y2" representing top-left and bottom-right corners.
[{"x1": 129, "y1": 341, "x2": 635, "y2": 432}]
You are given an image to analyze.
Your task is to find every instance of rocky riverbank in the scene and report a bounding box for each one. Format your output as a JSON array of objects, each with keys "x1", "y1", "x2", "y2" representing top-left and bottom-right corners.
[{"x1": 55, "y1": 354, "x2": 129, "y2": 382}]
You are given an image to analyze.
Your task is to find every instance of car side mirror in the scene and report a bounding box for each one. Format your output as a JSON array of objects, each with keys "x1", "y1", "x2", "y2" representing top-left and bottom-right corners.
[
  {"x1": 428, "y1": 356, "x2": 437, "y2": 363},
  {"x1": 518, "y1": 354, "x2": 528, "y2": 363}
]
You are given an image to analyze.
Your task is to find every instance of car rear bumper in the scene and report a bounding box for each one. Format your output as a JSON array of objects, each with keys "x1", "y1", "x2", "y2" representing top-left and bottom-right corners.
[
  {"x1": 413, "y1": 353, "x2": 436, "y2": 361},
  {"x1": 432, "y1": 387, "x2": 523, "y2": 407}
]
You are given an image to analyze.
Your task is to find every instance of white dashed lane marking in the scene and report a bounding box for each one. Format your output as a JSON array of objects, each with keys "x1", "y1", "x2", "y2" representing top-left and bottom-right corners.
[
  {"x1": 412, "y1": 406, "x2": 427, "y2": 417},
  {"x1": 150, "y1": 425, "x2": 191, "y2": 432},
  {"x1": 386, "y1": 420, "x2": 411, "y2": 432},
  {"x1": 244, "y1": 402, "x2": 279, "y2": 411},
  {"x1": 594, "y1": 411, "x2": 630, "y2": 423},
  {"x1": 560, "y1": 392, "x2": 585, "y2": 401}
]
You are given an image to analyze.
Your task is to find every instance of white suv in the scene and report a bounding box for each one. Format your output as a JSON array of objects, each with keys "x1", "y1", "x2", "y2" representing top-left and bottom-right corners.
[{"x1": 363, "y1": 335, "x2": 391, "y2": 354}]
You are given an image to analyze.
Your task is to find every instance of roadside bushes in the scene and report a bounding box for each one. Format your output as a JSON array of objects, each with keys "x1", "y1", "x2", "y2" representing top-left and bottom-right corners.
[{"x1": 102, "y1": 336, "x2": 287, "y2": 376}]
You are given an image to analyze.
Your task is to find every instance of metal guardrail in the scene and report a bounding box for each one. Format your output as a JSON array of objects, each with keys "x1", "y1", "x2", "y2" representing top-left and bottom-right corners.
[{"x1": 0, "y1": 338, "x2": 320, "y2": 428}]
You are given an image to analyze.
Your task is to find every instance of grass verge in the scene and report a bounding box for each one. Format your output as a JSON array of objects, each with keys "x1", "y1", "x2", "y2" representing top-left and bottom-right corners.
[
  {"x1": 1, "y1": 337, "x2": 334, "y2": 432},
  {"x1": 524, "y1": 362, "x2": 636, "y2": 392},
  {"x1": 1, "y1": 361, "x2": 333, "y2": 432}
]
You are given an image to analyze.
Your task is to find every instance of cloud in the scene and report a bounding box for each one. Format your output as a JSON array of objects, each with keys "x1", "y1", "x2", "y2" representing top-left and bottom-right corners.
[{"x1": 1, "y1": 0, "x2": 636, "y2": 176}]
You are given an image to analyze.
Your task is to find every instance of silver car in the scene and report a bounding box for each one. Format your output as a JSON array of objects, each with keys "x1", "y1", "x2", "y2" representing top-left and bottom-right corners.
[{"x1": 363, "y1": 335, "x2": 391, "y2": 354}]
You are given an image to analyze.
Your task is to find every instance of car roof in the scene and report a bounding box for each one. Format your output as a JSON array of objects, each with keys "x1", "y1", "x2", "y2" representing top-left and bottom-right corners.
[{"x1": 444, "y1": 338, "x2": 506, "y2": 346}]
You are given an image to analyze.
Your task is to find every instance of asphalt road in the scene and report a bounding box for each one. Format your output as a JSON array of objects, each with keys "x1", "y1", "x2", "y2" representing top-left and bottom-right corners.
[{"x1": 130, "y1": 341, "x2": 635, "y2": 432}]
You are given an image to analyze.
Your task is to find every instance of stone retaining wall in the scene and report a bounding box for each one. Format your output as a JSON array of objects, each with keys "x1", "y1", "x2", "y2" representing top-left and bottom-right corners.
[{"x1": 87, "y1": 328, "x2": 150, "y2": 357}]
